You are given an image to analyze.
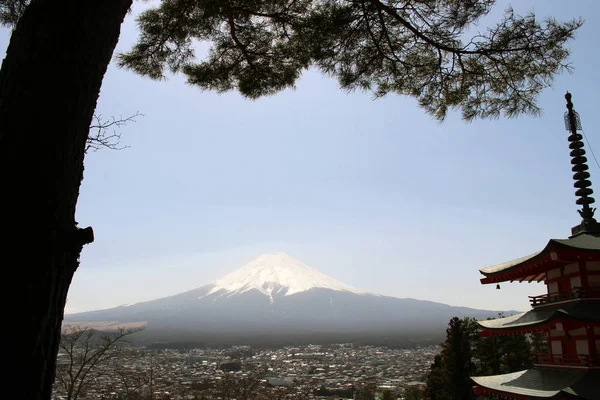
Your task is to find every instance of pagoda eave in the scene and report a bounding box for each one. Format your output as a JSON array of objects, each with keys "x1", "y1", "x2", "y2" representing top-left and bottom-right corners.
[
  {"x1": 472, "y1": 385, "x2": 563, "y2": 400},
  {"x1": 471, "y1": 368, "x2": 600, "y2": 400},
  {"x1": 479, "y1": 234, "x2": 600, "y2": 284},
  {"x1": 476, "y1": 302, "x2": 600, "y2": 336}
]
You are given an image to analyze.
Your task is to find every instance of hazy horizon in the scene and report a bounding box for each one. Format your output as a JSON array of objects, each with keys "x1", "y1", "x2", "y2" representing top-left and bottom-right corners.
[{"x1": 2, "y1": 1, "x2": 599, "y2": 315}]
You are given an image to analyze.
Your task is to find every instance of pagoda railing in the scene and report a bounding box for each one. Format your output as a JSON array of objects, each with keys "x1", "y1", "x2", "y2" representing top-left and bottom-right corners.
[
  {"x1": 534, "y1": 353, "x2": 599, "y2": 367},
  {"x1": 528, "y1": 286, "x2": 600, "y2": 307}
]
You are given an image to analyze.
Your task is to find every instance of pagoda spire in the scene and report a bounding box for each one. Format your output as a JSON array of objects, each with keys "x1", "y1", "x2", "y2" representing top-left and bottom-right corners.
[{"x1": 565, "y1": 92, "x2": 600, "y2": 236}]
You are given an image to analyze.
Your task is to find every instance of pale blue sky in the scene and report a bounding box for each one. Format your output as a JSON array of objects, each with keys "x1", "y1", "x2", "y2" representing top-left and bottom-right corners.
[{"x1": 3, "y1": 1, "x2": 599, "y2": 314}]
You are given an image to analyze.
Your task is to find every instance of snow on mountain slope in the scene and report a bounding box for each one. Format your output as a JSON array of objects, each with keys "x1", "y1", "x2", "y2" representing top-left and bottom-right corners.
[{"x1": 206, "y1": 252, "x2": 366, "y2": 300}]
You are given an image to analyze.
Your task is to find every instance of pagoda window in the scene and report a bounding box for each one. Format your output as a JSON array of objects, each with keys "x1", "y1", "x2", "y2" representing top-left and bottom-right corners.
[
  {"x1": 589, "y1": 275, "x2": 600, "y2": 287},
  {"x1": 551, "y1": 340, "x2": 563, "y2": 355},
  {"x1": 570, "y1": 275, "x2": 582, "y2": 289},
  {"x1": 576, "y1": 340, "x2": 590, "y2": 355},
  {"x1": 564, "y1": 262, "x2": 579, "y2": 275},
  {"x1": 587, "y1": 261, "x2": 600, "y2": 271},
  {"x1": 569, "y1": 327, "x2": 587, "y2": 337},
  {"x1": 548, "y1": 282, "x2": 559, "y2": 294},
  {"x1": 548, "y1": 268, "x2": 562, "y2": 280}
]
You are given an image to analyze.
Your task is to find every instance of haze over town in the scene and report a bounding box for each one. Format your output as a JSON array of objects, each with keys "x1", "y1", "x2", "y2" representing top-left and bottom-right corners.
[{"x1": 2, "y1": 1, "x2": 598, "y2": 315}]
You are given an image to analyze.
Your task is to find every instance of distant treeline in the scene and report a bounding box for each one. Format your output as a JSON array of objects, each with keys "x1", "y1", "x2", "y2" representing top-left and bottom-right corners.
[{"x1": 136, "y1": 329, "x2": 446, "y2": 350}]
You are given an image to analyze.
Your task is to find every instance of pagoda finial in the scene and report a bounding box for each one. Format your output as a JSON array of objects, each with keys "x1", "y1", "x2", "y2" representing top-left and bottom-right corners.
[{"x1": 565, "y1": 92, "x2": 600, "y2": 236}]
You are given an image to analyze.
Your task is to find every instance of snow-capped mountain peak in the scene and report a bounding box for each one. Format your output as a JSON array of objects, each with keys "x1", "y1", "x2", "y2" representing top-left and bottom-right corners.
[{"x1": 206, "y1": 252, "x2": 365, "y2": 300}]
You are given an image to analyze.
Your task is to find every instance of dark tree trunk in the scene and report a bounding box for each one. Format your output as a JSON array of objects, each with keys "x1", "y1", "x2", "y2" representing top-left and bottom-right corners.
[{"x1": 0, "y1": 0, "x2": 132, "y2": 398}]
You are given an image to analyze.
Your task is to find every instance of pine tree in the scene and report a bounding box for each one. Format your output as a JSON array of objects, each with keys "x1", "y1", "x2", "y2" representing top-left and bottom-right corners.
[
  {"x1": 471, "y1": 317, "x2": 534, "y2": 376},
  {"x1": 119, "y1": 0, "x2": 582, "y2": 121},
  {"x1": 425, "y1": 316, "x2": 536, "y2": 399},
  {"x1": 424, "y1": 355, "x2": 448, "y2": 400},
  {"x1": 424, "y1": 318, "x2": 475, "y2": 400},
  {"x1": 0, "y1": 1, "x2": 582, "y2": 399},
  {"x1": 441, "y1": 317, "x2": 475, "y2": 399}
]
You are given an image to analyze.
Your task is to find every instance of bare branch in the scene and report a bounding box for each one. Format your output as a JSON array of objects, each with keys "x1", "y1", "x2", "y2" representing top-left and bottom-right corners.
[
  {"x1": 54, "y1": 325, "x2": 144, "y2": 400},
  {"x1": 86, "y1": 112, "x2": 143, "y2": 153}
]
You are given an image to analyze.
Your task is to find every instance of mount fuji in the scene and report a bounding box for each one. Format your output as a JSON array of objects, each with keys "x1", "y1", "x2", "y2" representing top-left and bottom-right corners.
[
  {"x1": 65, "y1": 253, "x2": 506, "y2": 343},
  {"x1": 204, "y1": 252, "x2": 366, "y2": 300}
]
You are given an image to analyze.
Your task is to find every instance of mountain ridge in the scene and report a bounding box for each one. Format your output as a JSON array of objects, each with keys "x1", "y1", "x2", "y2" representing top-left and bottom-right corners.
[{"x1": 65, "y1": 253, "x2": 515, "y2": 342}]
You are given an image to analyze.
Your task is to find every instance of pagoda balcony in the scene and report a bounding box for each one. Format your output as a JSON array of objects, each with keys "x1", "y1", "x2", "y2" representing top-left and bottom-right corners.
[
  {"x1": 534, "y1": 353, "x2": 599, "y2": 367},
  {"x1": 528, "y1": 286, "x2": 600, "y2": 307}
]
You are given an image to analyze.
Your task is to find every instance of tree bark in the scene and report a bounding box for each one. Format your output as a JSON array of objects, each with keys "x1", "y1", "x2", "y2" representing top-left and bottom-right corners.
[{"x1": 0, "y1": 0, "x2": 132, "y2": 398}]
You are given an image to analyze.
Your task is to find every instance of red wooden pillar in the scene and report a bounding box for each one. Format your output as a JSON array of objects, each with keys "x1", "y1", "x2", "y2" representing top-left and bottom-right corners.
[
  {"x1": 587, "y1": 325, "x2": 598, "y2": 364},
  {"x1": 579, "y1": 260, "x2": 589, "y2": 295}
]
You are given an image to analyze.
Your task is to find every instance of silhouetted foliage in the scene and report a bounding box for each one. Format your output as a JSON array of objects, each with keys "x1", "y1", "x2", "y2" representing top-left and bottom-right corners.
[
  {"x1": 355, "y1": 381, "x2": 377, "y2": 400},
  {"x1": 218, "y1": 360, "x2": 242, "y2": 372},
  {"x1": 424, "y1": 355, "x2": 445, "y2": 400},
  {"x1": 403, "y1": 384, "x2": 425, "y2": 400},
  {"x1": 472, "y1": 332, "x2": 533, "y2": 375},
  {"x1": 425, "y1": 317, "x2": 475, "y2": 400},
  {"x1": 0, "y1": 0, "x2": 27, "y2": 26},
  {"x1": 1, "y1": 0, "x2": 583, "y2": 121},
  {"x1": 315, "y1": 385, "x2": 355, "y2": 398},
  {"x1": 424, "y1": 316, "x2": 534, "y2": 400},
  {"x1": 531, "y1": 332, "x2": 549, "y2": 354},
  {"x1": 118, "y1": 0, "x2": 582, "y2": 120},
  {"x1": 381, "y1": 389, "x2": 394, "y2": 400}
]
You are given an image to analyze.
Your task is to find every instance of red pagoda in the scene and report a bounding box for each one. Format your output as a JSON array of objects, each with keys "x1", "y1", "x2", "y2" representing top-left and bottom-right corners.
[{"x1": 471, "y1": 93, "x2": 600, "y2": 400}]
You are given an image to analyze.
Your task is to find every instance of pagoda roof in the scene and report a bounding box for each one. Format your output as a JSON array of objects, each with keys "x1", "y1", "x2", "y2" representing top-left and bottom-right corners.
[
  {"x1": 479, "y1": 233, "x2": 600, "y2": 284},
  {"x1": 471, "y1": 367, "x2": 600, "y2": 399},
  {"x1": 477, "y1": 301, "x2": 600, "y2": 334}
]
